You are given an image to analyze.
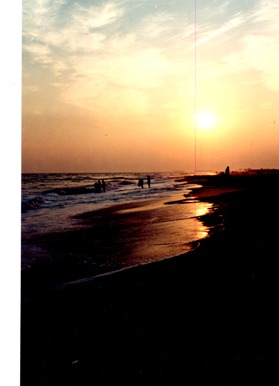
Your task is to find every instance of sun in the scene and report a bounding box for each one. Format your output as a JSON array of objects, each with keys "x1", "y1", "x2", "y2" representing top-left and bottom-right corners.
[{"x1": 196, "y1": 111, "x2": 217, "y2": 130}]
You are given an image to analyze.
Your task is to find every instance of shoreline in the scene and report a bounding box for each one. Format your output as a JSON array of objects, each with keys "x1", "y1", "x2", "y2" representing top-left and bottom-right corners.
[
  {"x1": 21, "y1": 188, "x2": 212, "y2": 300},
  {"x1": 21, "y1": 172, "x2": 279, "y2": 385}
]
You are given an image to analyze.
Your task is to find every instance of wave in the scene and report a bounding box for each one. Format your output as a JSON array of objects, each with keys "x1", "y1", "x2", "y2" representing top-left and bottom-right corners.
[
  {"x1": 22, "y1": 196, "x2": 45, "y2": 212},
  {"x1": 44, "y1": 186, "x2": 100, "y2": 196},
  {"x1": 21, "y1": 172, "x2": 194, "y2": 235}
]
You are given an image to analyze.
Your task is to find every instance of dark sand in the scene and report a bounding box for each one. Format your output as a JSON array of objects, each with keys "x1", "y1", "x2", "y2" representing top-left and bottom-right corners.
[{"x1": 21, "y1": 171, "x2": 278, "y2": 385}]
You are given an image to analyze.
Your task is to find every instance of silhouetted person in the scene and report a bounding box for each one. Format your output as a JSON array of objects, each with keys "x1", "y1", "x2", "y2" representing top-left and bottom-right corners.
[
  {"x1": 94, "y1": 180, "x2": 102, "y2": 192},
  {"x1": 147, "y1": 175, "x2": 151, "y2": 188},
  {"x1": 138, "y1": 178, "x2": 144, "y2": 188},
  {"x1": 101, "y1": 179, "x2": 106, "y2": 192},
  {"x1": 225, "y1": 166, "x2": 230, "y2": 176}
]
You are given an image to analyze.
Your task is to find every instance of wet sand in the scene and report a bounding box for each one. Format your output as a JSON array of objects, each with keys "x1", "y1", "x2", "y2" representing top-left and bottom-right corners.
[
  {"x1": 21, "y1": 171, "x2": 279, "y2": 385},
  {"x1": 21, "y1": 192, "x2": 211, "y2": 299}
]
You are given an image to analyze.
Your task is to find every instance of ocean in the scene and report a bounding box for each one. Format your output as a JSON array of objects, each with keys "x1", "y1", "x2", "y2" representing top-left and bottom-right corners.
[{"x1": 21, "y1": 172, "x2": 215, "y2": 297}]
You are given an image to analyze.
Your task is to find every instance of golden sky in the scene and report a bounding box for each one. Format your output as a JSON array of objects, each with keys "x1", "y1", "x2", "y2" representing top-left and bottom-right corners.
[{"x1": 22, "y1": 0, "x2": 279, "y2": 173}]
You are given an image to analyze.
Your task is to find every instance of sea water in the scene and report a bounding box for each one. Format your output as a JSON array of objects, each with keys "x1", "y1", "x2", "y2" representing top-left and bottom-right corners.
[
  {"x1": 21, "y1": 172, "x2": 214, "y2": 291},
  {"x1": 22, "y1": 172, "x2": 202, "y2": 237}
]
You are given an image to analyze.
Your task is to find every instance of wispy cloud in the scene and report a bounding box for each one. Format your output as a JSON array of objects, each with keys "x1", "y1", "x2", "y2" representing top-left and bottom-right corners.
[
  {"x1": 197, "y1": 12, "x2": 245, "y2": 47},
  {"x1": 22, "y1": 0, "x2": 279, "y2": 114},
  {"x1": 241, "y1": 0, "x2": 279, "y2": 92},
  {"x1": 23, "y1": 1, "x2": 186, "y2": 112},
  {"x1": 71, "y1": 2, "x2": 123, "y2": 29},
  {"x1": 189, "y1": 0, "x2": 279, "y2": 93}
]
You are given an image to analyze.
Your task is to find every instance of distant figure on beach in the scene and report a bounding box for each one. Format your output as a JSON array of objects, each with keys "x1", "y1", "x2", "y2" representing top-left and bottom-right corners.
[
  {"x1": 225, "y1": 166, "x2": 230, "y2": 176},
  {"x1": 101, "y1": 179, "x2": 106, "y2": 192},
  {"x1": 138, "y1": 178, "x2": 144, "y2": 188},
  {"x1": 98, "y1": 180, "x2": 102, "y2": 191},
  {"x1": 147, "y1": 175, "x2": 151, "y2": 188},
  {"x1": 94, "y1": 180, "x2": 102, "y2": 192}
]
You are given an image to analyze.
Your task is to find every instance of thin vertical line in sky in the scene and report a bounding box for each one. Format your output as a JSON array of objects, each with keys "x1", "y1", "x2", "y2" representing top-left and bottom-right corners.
[
  {"x1": 194, "y1": 0, "x2": 197, "y2": 174},
  {"x1": 193, "y1": 1, "x2": 198, "y2": 245}
]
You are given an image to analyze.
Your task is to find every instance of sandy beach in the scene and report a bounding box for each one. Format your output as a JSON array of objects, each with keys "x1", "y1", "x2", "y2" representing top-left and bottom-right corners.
[{"x1": 21, "y1": 171, "x2": 278, "y2": 385}]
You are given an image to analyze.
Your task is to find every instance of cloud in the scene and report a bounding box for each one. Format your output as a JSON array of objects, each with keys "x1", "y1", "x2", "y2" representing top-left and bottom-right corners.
[
  {"x1": 23, "y1": 1, "x2": 188, "y2": 115},
  {"x1": 241, "y1": 0, "x2": 279, "y2": 92},
  {"x1": 243, "y1": 35, "x2": 279, "y2": 92},
  {"x1": 71, "y1": 2, "x2": 123, "y2": 29},
  {"x1": 23, "y1": 0, "x2": 67, "y2": 34},
  {"x1": 197, "y1": 12, "x2": 245, "y2": 47},
  {"x1": 23, "y1": 1, "x2": 123, "y2": 59},
  {"x1": 22, "y1": 0, "x2": 279, "y2": 114},
  {"x1": 137, "y1": 12, "x2": 176, "y2": 38},
  {"x1": 189, "y1": 0, "x2": 279, "y2": 93}
]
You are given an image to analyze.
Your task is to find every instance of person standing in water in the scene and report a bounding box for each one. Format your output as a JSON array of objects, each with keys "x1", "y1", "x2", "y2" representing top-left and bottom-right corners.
[
  {"x1": 101, "y1": 179, "x2": 106, "y2": 192},
  {"x1": 147, "y1": 175, "x2": 151, "y2": 188},
  {"x1": 138, "y1": 178, "x2": 144, "y2": 188}
]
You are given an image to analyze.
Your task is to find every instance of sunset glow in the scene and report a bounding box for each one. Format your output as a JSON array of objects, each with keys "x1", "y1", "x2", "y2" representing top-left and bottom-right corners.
[
  {"x1": 21, "y1": 0, "x2": 279, "y2": 173},
  {"x1": 196, "y1": 112, "x2": 217, "y2": 130}
]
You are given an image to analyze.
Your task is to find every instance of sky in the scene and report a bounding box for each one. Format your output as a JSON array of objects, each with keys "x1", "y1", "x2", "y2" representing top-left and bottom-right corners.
[{"x1": 22, "y1": 0, "x2": 279, "y2": 173}]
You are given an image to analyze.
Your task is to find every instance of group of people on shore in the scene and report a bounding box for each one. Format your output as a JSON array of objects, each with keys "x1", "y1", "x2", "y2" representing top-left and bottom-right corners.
[
  {"x1": 138, "y1": 175, "x2": 151, "y2": 188},
  {"x1": 94, "y1": 179, "x2": 106, "y2": 192},
  {"x1": 94, "y1": 175, "x2": 151, "y2": 193}
]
